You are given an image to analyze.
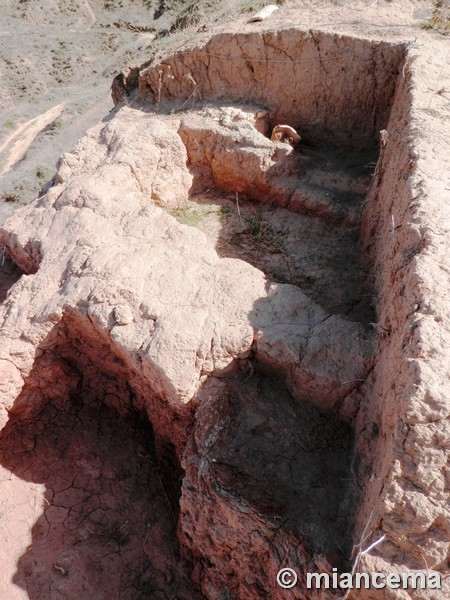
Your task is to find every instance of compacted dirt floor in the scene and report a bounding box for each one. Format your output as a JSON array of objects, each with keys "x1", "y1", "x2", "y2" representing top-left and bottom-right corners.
[
  {"x1": 0, "y1": 374, "x2": 196, "y2": 599},
  {"x1": 175, "y1": 141, "x2": 377, "y2": 324}
]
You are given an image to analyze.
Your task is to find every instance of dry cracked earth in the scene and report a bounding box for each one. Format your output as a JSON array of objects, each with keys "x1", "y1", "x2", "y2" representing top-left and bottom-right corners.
[{"x1": 0, "y1": 1, "x2": 449, "y2": 599}]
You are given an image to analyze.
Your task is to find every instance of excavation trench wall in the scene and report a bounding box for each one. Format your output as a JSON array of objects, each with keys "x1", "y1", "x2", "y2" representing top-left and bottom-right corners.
[
  {"x1": 11, "y1": 309, "x2": 194, "y2": 457},
  {"x1": 122, "y1": 27, "x2": 446, "y2": 596},
  {"x1": 0, "y1": 314, "x2": 197, "y2": 598},
  {"x1": 354, "y1": 63, "x2": 418, "y2": 564},
  {"x1": 354, "y1": 58, "x2": 449, "y2": 586},
  {"x1": 135, "y1": 29, "x2": 406, "y2": 149},
  {"x1": 0, "y1": 23, "x2": 447, "y2": 600}
]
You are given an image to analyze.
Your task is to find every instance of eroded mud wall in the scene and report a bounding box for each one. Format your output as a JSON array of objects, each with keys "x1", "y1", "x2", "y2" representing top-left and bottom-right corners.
[
  {"x1": 355, "y1": 59, "x2": 448, "y2": 585},
  {"x1": 136, "y1": 29, "x2": 405, "y2": 149}
]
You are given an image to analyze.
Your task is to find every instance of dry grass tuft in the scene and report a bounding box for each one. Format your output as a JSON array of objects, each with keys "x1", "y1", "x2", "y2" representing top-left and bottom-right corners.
[{"x1": 421, "y1": 0, "x2": 450, "y2": 35}]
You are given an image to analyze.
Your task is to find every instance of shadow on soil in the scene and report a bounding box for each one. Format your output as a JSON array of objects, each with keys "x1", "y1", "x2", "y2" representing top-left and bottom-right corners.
[
  {"x1": 0, "y1": 325, "x2": 202, "y2": 600},
  {"x1": 0, "y1": 254, "x2": 23, "y2": 302},
  {"x1": 177, "y1": 129, "x2": 377, "y2": 325},
  {"x1": 196, "y1": 367, "x2": 356, "y2": 563}
]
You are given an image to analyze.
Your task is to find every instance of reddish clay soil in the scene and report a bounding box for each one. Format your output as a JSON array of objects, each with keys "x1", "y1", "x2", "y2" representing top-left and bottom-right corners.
[
  {"x1": 0, "y1": 2, "x2": 449, "y2": 599},
  {"x1": 0, "y1": 366, "x2": 197, "y2": 599}
]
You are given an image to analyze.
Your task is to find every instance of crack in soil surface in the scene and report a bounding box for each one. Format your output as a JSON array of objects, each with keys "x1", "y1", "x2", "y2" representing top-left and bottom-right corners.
[{"x1": 0, "y1": 361, "x2": 200, "y2": 600}]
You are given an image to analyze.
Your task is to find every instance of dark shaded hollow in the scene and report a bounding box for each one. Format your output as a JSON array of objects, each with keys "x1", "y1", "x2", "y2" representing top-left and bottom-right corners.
[
  {"x1": 0, "y1": 253, "x2": 23, "y2": 302},
  {"x1": 201, "y1": 370, "x2": 355, "y2": 561},
  {"x1": 170, "y1": 106, "x2": 380, "y2": 322},
  {"x1": 182, "y1": 134, "x2": 378, "y2": 323},
  {"x1": 135, "y1": 30, "x2": 408, "y2": 579},
  {"x1": 0, "y1": 322, "x2": 201, "y2": 600}
]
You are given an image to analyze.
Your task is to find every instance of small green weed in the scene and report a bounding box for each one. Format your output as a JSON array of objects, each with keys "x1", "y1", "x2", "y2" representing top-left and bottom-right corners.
[
  {"x1": 170, "y1": 205, "x2": 204, "y2": 227},
  {"x1": 241, "y1": 207, "x2": 295, "y2": 282},
  {"x1": 3, "y1": 119, "x2": 16, "y2": 129},
  {"x1": 44, "y1": 118, "x2": 63, "y2": 134},
  {"x1": 217, "y1": 205, "x2": 231, "y2": 219},
  {"x1": 1, "y1": 192, "x2": 20, "y2": 203},
  {"x1": 35, "y1": 166, "x2": 51, "y2": 181},
  {"x1": 243, "y1": 211, "x2": 285, "y2": 250}
]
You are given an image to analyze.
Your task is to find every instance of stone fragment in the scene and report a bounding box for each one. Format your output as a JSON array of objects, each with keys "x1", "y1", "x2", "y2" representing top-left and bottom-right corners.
[{"x1": 113, "y1": 304, "x2": 133, "y2": 325}]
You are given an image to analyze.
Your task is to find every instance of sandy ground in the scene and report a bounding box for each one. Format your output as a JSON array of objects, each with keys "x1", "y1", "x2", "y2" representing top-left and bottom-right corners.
[
  {"x1": 0, "y1": 0, "x2": 251, "y2": 223},
  {"x1": 0, "y1": 102, "x2": 66, "y2": 178}
]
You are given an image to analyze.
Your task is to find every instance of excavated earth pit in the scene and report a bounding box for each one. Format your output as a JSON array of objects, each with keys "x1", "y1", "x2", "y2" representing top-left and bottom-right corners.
[
  {"x1": 0, "y1": 23, "x2": 448, "y2": 600},
  {"x1": 173, "y1": 180, "x2": 374, "y2": 323},
  {"x1": 0, "y1": 316, "x2": 198, "y2": 600},
  {"x1": 184, "y1": 371, "x2": 355, "y2": 554}
]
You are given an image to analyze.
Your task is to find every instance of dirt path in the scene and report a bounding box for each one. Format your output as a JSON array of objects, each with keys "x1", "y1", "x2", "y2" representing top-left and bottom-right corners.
[
  {"x1": 78, "y1": 0, "x2": 97, "y2": 32},
  {"x1": 0, "y1": 103, "x2": 65, "y2": 178}
]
